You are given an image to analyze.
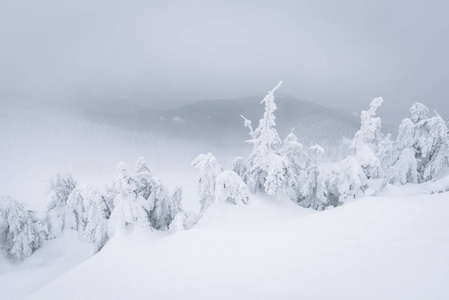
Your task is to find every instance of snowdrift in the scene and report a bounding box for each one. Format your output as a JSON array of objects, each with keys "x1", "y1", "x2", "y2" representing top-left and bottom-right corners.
[{"x1": 24, "y1": 189, "x2": 449, "y2": 300}]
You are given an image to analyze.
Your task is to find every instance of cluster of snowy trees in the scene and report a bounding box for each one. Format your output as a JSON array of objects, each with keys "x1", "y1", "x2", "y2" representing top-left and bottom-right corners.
[
  {"x1": 192, "y1": 153, "x2": 250, "y2": 217},
  {"x1": 204, "y1": 82, "x2": 449, "y2": 211},
  {"x1": 2, "y1": 82, "x2": 448, "y2": 261},
  {"x1": 0, "y1": 157, "x2": 194, "y2": 260}
]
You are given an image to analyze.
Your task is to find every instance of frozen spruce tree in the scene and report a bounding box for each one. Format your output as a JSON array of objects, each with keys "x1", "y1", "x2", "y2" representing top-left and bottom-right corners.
[
  {"x1": 46, "y1": 173, "x2": 77, "y2": 239},
  {"x1": 388, "y1": 148, "x2": 418, "y2": 185},
  {"x1": 388, "y1": 118, "x2": 418, "y2": 184},
  {"x1": 390, "y1": 103, "x2": 449, "y2": 184},
  {"x1": 327, "y1": 156, "x2": 368, "y2": 202},
  {"x1": 296, "y1": 145, "x2": 328, "y2": 210},
  {"x1": 410, "y1": 102, "x2": 429, "y2": 123},
  {"x1": 279, "y1": 131, "x2": 308, "y2": 200},
  {"x1": 168, "y1": 187, "x2": 185, "y2": 230},
  {"x1": 377, "y1": 133, "x2": 395, "y2": 176},
  {"x1": 0, "y1": 196, "x2": 38, "y2": 260},
  {"x1": 168, "y1": 187, "x2": 196, "y2": 232},
  {"x1": 136, "y1": 156, "x2": 150, "y2": 173},
  {"x1": 28, "y1": 211, "x2": 48, "y2": 249},
  {"x1": 134, "y1": 156, "x2": 160, "y2": 200},
  {"x1": 350, "y1": 97, "x2": 385, "y2": 179},
  {"x1": 231, "y1": 156, "x2": 246, "y2": 179},
  {"x1": 241, "y1": 81, "x2": 288, "y2": 195},
  {"x1": 109, "y1": 163, "x2": 152, "y2": 234},
  {"x1": 66, "y1": 185, "x2": 111, "y2": 253},
  {"x1": 215, "y1": 170, "x2": 250, "y2": 205},
  {"x1": 192, "y1": 153, "x2": 222, "y2": 213},
  {"x1": 170, "y1": 187, "x2": 183, "y2": 220},
  {"x1": 148, "y1": 184, "x2": 173, "y2": 230},
  {"x1": 415, "y1": 112, "x2": 449, "y2": 181}
]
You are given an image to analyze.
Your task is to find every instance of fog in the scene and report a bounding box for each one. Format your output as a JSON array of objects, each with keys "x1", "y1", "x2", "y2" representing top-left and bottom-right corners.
[{"x1": 1, "y1": 0, "x2": 448, "y2": 120}]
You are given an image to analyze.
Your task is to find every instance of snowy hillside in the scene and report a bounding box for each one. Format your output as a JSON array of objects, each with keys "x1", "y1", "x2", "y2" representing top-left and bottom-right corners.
[{"x1": 9, "y1": 185, "x2": 449, "y2": 300}]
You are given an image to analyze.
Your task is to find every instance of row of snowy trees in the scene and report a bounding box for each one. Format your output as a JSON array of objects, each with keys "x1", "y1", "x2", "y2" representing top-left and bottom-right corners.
[
  {"x1": 0, "y1": 157, "x2": 195, "y2": 260},
  {"x1": 198, "y1": 82, "x2": 449, "y2": 212}
]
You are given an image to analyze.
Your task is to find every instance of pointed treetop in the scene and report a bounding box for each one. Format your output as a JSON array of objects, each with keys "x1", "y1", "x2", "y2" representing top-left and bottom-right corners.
[{"x1": 261, "y1": 81, "x2": 283, "y2": 104}]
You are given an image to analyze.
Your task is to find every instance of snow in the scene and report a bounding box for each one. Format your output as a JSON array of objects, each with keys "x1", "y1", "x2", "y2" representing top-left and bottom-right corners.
[
  {"x1": 0, "y1": 231, "x2": 91, "y2": 300},
  {"x1": 12, "y1": 185, "x2": 449, "y2": 300}
]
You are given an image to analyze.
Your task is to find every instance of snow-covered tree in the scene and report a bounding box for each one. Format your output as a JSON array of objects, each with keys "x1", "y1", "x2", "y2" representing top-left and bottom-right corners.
[
  {"x1": 167, "y1": 187, "x2": 196, "y2": 232},
  {"x1": 241, "y1": 81, "x2": 287, "y2": 195},
  {"x1": 170, "y1": 187, "x2": 183, "y2": 218},
  {"x1": 350, "y1": 97, "x2": 384, "y2": 179},
  {"x1": 231, "y1": 156, "x2": 246, "y2": 179},
  {"x1": 377, "y1": 133, "x2": 395, "y2": 176},
  {"x1": 295, "y1": 145, "x2": 328, "y2": 210},
  {"x1": 109, "y1": 163, "x2": 152, "y2": 234},
  {"x1": 388, "y1": 148, "x2": 418, "y2": 185},
  {"x1": 46, "y1": 173, "x2": 77, "y2": 239},
  {"x1": 263, "y1": 152, "x2": 289, "y2": 196},
  {"x1": 192, "y1": 153, "x2": 222, "y2": 212},
  {"x1": 0, "y1": 196, "x2": 38, "y2": 260},
  {"x1": 103, "y1": 184, "x2": 118, "y2": 213},
  {"x1": 279, "y1": 131, "x2": 308, "y2": 199},
  {"x1": 66, "y1": 185, "x2": 111, "y2": 252},
  {"x1": 28, "y1": 211, "x2": 48, "y2": 249},
  {"x1": 416, "y1": 113, "x2": 449, "y2": 181},
  {"x1": 136, "y1": 156, "x2": 150, "y2": 173},
  {"x1": 215, "y1": 170, "x2": 250, "y2": 205},
  {"x1": 134, "y1": 156, "x2": 160, "y2": 200},
  {"x1": 390, "y1": 103, "x2": 449, "y2": 184},
  {"x1": 410, "y1": 102, "x2": 429, "y2": 123},
  {"x1": 327, "y1": 156, "x2": 367, "y2": 202},
  {"x1": 148, "y1": 184, "x2": 173, "y2": 230},
  {"x1": 387, "y1": 119, "x2": 418, "y2": 185}
]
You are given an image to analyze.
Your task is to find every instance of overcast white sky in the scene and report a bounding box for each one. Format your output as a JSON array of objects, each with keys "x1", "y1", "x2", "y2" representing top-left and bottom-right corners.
[{"x1": 1, "y1": 0, "x2": 448, "y2": 119}]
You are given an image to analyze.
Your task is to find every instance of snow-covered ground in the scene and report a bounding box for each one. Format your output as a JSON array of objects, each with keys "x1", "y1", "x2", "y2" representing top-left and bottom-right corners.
[
  {"x1": 0, "y1": 231, "x2": 91, "y2": 300},
  {"x1": 0, "y1": 183, "x2": 446, "y2": 300}
]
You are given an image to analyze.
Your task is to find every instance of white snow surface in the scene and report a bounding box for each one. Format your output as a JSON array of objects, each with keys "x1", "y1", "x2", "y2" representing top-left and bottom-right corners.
[
  {"x1": 7, "y1": 185, "x2": 448, "y2": 300},
  {"x1": 0, "y1": 231, "x2": 91, "y2": 300}
]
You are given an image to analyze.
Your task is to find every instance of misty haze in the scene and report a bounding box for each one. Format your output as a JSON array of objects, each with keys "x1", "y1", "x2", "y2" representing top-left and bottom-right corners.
[{"x1": 1, "y1": 1, "x2": 449, "y2": 300}]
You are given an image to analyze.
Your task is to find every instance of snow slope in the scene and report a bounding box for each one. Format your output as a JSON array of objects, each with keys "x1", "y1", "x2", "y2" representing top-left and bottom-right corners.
[
  {"x1": 0, "y1": 231, "x2": 91, "y2": 300},
  {"x1": 24, "y1": 187, "x2": 449, "y2": 300}
]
